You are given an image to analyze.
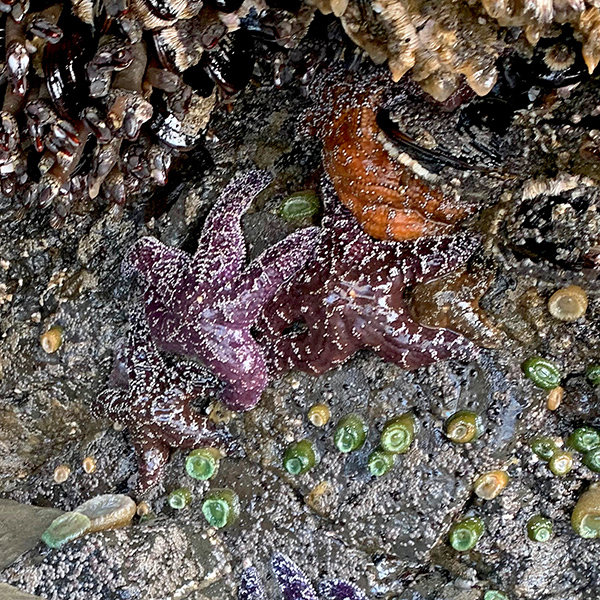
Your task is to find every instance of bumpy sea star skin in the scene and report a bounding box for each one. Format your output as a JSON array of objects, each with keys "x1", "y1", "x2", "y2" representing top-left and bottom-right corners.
[
  {"x1": 94, "y1": 317, "x2": 236, "y2": 494},
  {"x1": 303, "y1": 69, "x2": 478, "y2": 241},
  {"x1": 125, "y1": 170, "x2": 319, "y2": 411},
  {"x1": 238, "y1": 568, "x2": 267, "y2": 600},
  {"x1": 238, "y1": 554, "x2": 367, "y2": 600},
  {"x1": 256, "y1": 176, "x2": 479, "y2": 375}
]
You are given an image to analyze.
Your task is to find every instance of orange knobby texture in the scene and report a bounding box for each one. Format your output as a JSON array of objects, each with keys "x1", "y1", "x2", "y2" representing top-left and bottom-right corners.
[{"x1": 310, "y1": 71, "x2": 477, "y2": 240}]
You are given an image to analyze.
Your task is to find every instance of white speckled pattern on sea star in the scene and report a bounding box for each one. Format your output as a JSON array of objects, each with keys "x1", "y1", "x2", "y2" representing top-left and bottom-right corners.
[
  {"x1": 256, "y1": 175, "x2": 480, "y2": 375},
  {"x1": 238, "y1": 553, "x2": 367, "y2": 600},
  {"x1": 94, "y1": 315, "x2": 236, "y2": 494},
  {"x1": 125, "y1": 170, "x2": 319, "y2": 411}
]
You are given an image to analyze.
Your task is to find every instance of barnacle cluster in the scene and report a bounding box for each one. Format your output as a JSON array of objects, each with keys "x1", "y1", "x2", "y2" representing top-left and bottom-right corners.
[
  {"x1": 0, "y1": 0, "x2": 310, "y2": 225},
  {"x1": 310, "y1": 0, "x2": 600, "y2": 101}
]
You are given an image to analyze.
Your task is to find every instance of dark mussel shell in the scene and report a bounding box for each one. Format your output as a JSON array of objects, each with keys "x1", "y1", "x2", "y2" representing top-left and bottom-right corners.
[
  {"x1": 150, "y1": 104, "x2": 197, "y2": 150},
  {"x1": 43, "y1": 28, "x2": 95, "y2": 119},
  {"x1": 507, "y1": 192, "x2": 593, "y2": 269},
  {"x1": 201, "y1": 28, "x2": 255, "y2": 95},
  {"x1": 182, "y1": 63, "x2": 215, "y2": 97},
  {"x1": 377, "y1": 109, "x2": 494, "y2": 174}
]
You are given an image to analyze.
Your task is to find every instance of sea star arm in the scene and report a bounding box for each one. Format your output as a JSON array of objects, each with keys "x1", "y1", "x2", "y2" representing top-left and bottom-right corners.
[
  {"x1": 94, "y1": 387, "x2": 128, "y2": 422},
  {"x1": 392, "y1": 234, "x2": 479, "y2": 285},
  {"x1": 238, "y1": 568, "x2": 267, "y2": 600},
  {"x1": 124, "y1": 236, "x2": 190, "y2": 298},
  {"x1": 225, "y1": 226, "x2": 320, "y2": 326},
  {"x1": 150, "y1": 385, "x2": 239, "y2": 450},
  {"x1": 271, "y1": 553, "x2": 318, "y2": 600},
  {"x1": 174, "y1": 360, "x2": 219, "y2": 392},
  {"x1": 370, "y1": 319, "x2": 478, "y2": 369},
  {"x1": 129, "y1": 425, "x2": 171, "y2": 494},
  {"x1": 318, "y1": 580, "x2": 368, "y2": 600},
  {"x1": 192, "y1": 170, "x2": 273, "y2": 283},
  {"x1": 214, "y1": 336, "x2": 270, "y2": 411}
]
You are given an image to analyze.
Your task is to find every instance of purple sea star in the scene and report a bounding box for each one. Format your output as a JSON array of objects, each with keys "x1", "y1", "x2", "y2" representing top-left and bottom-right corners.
[
  {"x1": 256, "y1": 176, "x2": 480, "y2": 375},
  {"x1": 94, "y1": 316, "x2": 236, "y2": 494},
  {"x1": 125, "y1": 171, "x2": 319, "y2": 411},
  {"x1": 238, "y1": 553, "x2": 367, "y2": 600}
]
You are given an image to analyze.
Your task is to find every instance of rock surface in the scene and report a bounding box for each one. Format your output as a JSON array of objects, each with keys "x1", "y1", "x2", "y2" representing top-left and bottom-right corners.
[
  {"x1": 1, "y1": 13, "x2": 600, "y2": 600},
  {"x1": 0, "y1": 500, "x2": 63, "y2": 570}
]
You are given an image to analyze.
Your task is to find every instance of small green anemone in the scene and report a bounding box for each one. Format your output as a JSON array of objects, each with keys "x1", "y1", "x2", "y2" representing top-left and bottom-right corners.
[
  {"x1": 283, "y1": 439, "x2": 318, "y2": 475},
  {"x1": 168, "y1": 487, "x2": 192, "y2": 510},
  {"x1": 186, "y1": 448, "x2": 220, "y2": 480},
  {"x1": 367, "y1": 448, "x2": 396, "y2": 477},
  {"x1": 529, "y1": 437, "x2": 557, "y2": 461},
  {"x1": 449, "y1": 516, "x2": 485, "y2": 551},
  {"x1": 527, "y1": 515, "x2": 553, "y2": 542},
  {"x1": 333, "y1": 414, "x2": 368, "y2": 453},
  {"x1": 572, "y1": 484, "x2": 600, "y2": 539},
  {"x1": 567, "y1": 427, "x2": 600, "y2": 454},
  {"x1": 41, "y1": 512, "x2": 91, "y2": 549},
  {"x1": 521, "y1": 356, "x2": 561, "y2": 389},
  {"x1": 278, "y1": 191, "x2": 320, "y2": 221},
  {"x1": 445, "y1": 410, "x2": 483, "y2": 444},
  {"x1": 583, "y1": 448, "x2": 600, "y2": 472},
  {"x1": 202, "y1": 489, "x2": 240, "y2": 528},
  {"x1": 380, "y1": 413, "x2": 415, "y2": 454}
]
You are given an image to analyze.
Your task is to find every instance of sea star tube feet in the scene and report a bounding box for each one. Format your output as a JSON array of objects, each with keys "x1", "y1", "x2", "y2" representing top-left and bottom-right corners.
[{"x1": 125, "y1": 170, "x2": 320, "y2": 411}]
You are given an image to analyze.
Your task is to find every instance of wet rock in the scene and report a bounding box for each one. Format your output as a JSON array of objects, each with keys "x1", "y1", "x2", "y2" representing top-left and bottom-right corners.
[
  {"x1": 2, "y1": 518, "x2": 231, "y2": 600},
  {"x1": 0, "y1": 583, "x2": 44, "y2": 600},
  {"x1": 0, "y1": 500, "x2": 63, "y2": 570}
]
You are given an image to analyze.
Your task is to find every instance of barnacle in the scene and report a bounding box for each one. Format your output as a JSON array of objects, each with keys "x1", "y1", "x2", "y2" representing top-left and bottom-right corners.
[
  {"x1": 1, "y1": 0, "x2": 307, "y2": 223},
  {"x1": 52, "y1": 464, "x2": 71, "y2": 483},
  {"x1": 308, "y1": 0, "x2": 600, "y2": 101},
  {"x1": 310, "y1": 0, "x2": 501, "y2": 101}
]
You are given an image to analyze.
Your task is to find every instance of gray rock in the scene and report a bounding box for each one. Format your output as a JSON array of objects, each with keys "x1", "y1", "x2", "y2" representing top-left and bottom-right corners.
[
  {"x1": 0, "y1": 500, "x2": 63, "y2": 570},
  {"x1": 0, "y1": 583, "x2": 44, "y2": 600}
]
